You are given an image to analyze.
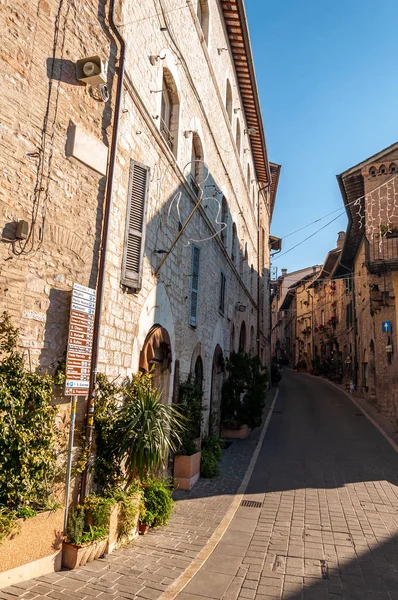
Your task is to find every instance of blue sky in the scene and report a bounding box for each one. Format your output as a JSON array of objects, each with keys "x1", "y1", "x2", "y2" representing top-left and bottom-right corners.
[{"x1": 246, "y1": 0, "x2": 398, "y2": 276}]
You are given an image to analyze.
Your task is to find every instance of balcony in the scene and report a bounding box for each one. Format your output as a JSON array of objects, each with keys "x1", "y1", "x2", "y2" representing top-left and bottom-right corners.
[{"x1": 366, "y1": 233, "x2": 398, "y2": 273}]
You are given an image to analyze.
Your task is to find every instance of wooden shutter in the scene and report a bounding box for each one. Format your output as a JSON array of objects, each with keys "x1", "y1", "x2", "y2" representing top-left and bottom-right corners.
[
  {"x1": 121, "y1": 160, "x2": 150, "y2": 290},
  {"x1": 189, "y1": 245, "x2": 200, "y2": 326}
]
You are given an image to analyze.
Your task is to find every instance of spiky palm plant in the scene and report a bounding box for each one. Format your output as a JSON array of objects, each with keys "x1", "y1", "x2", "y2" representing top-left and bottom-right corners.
[{"x1": 115, "y1": 381, "x2": 186, "y2": 482}]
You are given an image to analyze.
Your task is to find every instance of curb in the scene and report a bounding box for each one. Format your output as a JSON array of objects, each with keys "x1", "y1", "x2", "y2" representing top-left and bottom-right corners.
[
  {"x1": 300, "y1": 372, "x2": 398, "y2": 454},
  {"x1": 159, "y1": 388, "x2": 279, "y2": 600}
]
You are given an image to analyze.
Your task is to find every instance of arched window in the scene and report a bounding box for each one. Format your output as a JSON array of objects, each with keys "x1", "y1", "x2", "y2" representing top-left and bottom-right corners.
[
  {"x1": 225, "y1": 79, "x2": 233, "y2": 123},
  {"x1": 369, "y1": 166, "x2": 377, "y2": 176},
  {"x1": 379, "y1": 164, "x2": 386, "y2": 174},
  {"x1": 197, "y1": 0, "x2": 210, "y2": 45},
  {"x1": 231, "y1": 222, "x2": 237, "y2": 264},
  {"x1": 236, "y1": 119, "x2": 241, "y2": 156},
  {"x1": 250, "y1": 325, "x2": 255, "y2": 355},
  {"x1": 194, "y1": 355, "x2": 203, "y2": 390},
  {"x1": 390, "y1": 163, "x2": 397, "y2": 173},
  {"x1": 239, "y1": 321, "x2": 246, "y2": 353},
  {"x1": 190, "y1": 132, "x2": 204, "y2": 196},
  {"x1": 252, "y1": 187, "x2": 256, "y2": 208},
  {"x1": 230, "y1": 323, "x2": 235, "y2": 353},
  {"x1": 221, "y1": 196, "x2": 228, "y2": 247},
  {"x1": 247, "y1": 163, "x2": 251, "y2": 190},
  {"x1": 160, "y1": 69, "x2": 179, "y2": 157}
]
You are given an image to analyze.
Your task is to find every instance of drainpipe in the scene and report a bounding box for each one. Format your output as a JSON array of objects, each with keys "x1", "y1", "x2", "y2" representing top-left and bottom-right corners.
[{"x1": 80, "y1": 0, "x2": 125, "y2": 499}]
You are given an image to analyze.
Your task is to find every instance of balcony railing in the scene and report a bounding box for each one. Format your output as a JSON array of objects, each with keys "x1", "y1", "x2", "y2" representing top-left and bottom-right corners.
[
  {"x1": 160, "y1": 117, "x2": 173, "y2": 151},
  {"x1": 366, "y1": 234, "x2": 398, "y2": 273}
]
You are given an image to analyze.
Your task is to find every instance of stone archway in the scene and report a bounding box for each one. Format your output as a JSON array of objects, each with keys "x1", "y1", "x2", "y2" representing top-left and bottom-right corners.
[
  {"x1": 139, "y1": 325, "x2": 172, "y2": 403},
  {"x1": 209, "y1": 344, "x2": 225, "y2": 436}
]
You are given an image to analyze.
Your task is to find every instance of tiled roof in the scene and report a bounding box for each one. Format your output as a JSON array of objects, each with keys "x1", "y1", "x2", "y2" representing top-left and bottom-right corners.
[{"x1": 220, "y1": 0, "x2": 270, "y2": 185}]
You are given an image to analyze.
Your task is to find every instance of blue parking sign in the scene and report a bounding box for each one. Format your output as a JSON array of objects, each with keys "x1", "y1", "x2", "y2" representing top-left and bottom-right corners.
[{"x1": 382, "y1": 321, "x2": 392, "y2": 333}]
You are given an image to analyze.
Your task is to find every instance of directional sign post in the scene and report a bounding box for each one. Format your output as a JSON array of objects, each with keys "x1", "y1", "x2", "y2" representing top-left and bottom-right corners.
[
  {"x1": 382, "y1": 320, "x2": 392, "y2": 333},
  {"x1": 65, "y1": 283, "x2": 96, "y2": 396},
  {"x1": 64, "y1": 283, "x2": 96, "y2": 529}
]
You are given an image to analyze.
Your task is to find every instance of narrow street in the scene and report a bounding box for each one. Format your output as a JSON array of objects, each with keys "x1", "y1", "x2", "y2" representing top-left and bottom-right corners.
[
  {"x1": 3, "y1": 373, "x2": 398, "y2": 600},
  {"x1": 181, "y1": 371, "x2": 398, "y2": 600}
]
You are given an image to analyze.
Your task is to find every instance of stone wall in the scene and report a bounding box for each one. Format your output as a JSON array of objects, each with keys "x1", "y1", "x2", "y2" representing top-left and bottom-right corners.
[{"x1": 0, "y1": 0, "x2": 272, "y2": 435}]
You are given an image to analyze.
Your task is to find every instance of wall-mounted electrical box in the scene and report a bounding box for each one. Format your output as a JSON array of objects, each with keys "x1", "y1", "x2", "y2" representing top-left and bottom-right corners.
[{"x1": 16, "y1": 220, "x2": 29, "y2": 240}]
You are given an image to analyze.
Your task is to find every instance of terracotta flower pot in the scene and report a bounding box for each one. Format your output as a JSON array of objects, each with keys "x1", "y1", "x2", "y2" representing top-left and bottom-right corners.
[
  {"x1": 61, "y1": 539, "x2": 107, "y2": 570},
  {"x1": 138, "y1": 522, "x2": 150, "y2": 535},
  {"x1": 220, "y1": 424, "x2": 249, "y2": 439},
  {"x1": 174, "y1": 451, "x2": 201, "y2": 490}
]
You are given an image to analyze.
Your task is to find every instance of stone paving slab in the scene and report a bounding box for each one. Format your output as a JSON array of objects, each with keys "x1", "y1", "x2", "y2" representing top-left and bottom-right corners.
[
  {"x1": 174, "y1": 372, "x2": 398, "y2": 600},
  {"x1": 0, "y1": 393, "x2": 275, "y2": 600}
]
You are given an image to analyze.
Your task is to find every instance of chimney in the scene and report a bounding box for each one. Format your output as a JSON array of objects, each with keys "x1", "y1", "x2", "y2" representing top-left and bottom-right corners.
[
  {"x1": 281, "y1": 268, "x2": 287, "y2": 277},
  {"x1": 337, "y1": 231, "x2": 345, "y2": 249}
]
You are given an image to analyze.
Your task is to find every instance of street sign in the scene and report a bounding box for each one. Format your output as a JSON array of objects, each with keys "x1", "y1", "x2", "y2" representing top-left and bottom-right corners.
[
  {"x1": 65, "y1": 283, "x2": 96, "y2": 396},
  {"x1": 382, "y1": 320, "x2": 392, "y2": 333}
]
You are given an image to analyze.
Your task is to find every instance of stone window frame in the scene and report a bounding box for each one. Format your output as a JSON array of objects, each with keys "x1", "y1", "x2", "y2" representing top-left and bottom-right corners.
[
  {"x1": 225, "y1": 79, "x2": 233, "y2": 123},
  {"x1": 160, "y1": 68, "x2": 180, "y2": 158},
  {"x1": 197, "y1": 0, "x2": 210, "y2": 45}
]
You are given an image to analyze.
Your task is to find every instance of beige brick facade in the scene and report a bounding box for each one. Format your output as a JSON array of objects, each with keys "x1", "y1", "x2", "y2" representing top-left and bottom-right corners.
[{"x1": 0, "y1": 0, "x2": 275, "y2": 434}]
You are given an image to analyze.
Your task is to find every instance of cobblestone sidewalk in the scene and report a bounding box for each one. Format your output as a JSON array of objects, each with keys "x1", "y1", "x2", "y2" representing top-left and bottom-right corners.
[{"x1": 0, "y1": 393, "x2": 275, "y2": 600}]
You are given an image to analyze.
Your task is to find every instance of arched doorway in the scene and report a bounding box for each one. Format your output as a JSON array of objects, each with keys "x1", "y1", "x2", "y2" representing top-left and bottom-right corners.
[
  {"x1": 209, "y1": 344, "x2": 225, "y2": 436},
  {"x1": 194, "y1": 355, "x2": 204, "y2": 390},
  {"x1": 139, "y1": 325, "x2": 172, "y2": 402},
  {"x1": 239, "y1": 321, "x2": 246, "y2": 353}
]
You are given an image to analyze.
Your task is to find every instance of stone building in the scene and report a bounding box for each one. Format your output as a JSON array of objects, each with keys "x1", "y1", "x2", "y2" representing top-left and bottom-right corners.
[
  {"x1": 0, "y1": 0, "x2": 278, "y2": 435},
  {"x1": 270, "y1": 265, "x2": 320, "y2": 365},
  {"x1": 335, "y1": 142, "x2": 398, "y2": 420}
]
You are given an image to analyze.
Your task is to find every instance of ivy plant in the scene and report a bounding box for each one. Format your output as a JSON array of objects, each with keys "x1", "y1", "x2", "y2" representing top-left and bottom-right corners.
[{"x1": 0, "y1": 312, "x2": 57, "y2": 511}]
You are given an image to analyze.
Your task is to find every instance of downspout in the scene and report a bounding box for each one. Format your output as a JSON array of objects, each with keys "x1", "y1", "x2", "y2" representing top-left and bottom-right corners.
[{"x1": 80, "y1": 0, "x2": 125, "y2": 499}]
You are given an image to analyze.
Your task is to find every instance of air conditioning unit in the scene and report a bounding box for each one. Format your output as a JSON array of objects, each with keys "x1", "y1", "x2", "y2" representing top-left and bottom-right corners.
[{"x1": 76, "y1": 56, "x2": 107, "y2": 86}]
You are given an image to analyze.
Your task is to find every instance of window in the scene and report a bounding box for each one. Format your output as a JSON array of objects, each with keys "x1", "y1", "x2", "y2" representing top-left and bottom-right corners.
[
  {"x1": 194, "y1": 355, "x2": 203, "y2": 390},
  {"x1": 346, "y1": 301, "x2": 353, "y2": 328},
  {"x1": 220, "y1": 196, "x2": 228, "y2": 247},
  {"x1": 121, "y1": 160, "x2": 150, "y2": 290},
  {"x1": 197, "y1": 0, "x2": 209, "y2": 44},
  {"x1": 379, "y1": 164, "x2": 386, "y2": 174},
  {"x1": 369, "y1": 166, "x2": 376, "y2": 176},
  {"x1": 239, "y1": 321, "x2": 246, "y2": 352},
  {"x1": 236, "y1": 119, "x2": 241, "y2": 156},
  {"x1": 247, "y1": 163, "x2": 251, "y2": 190},
  {"x1": 225, "y1": 79, "x2": 232, "y2": 123},
  {"x1": 190, "y1": 133, "x2": 204, "y2": 196},
  {"x1": 189, "y1": 245, "x2": 201, "y2": 326},
  {"x1": 252, "y1": 187, "x2": 256, "y2": 208},
  {"x1": 321, "y1": 310, "x2": 325, "y2": 326},
  {"x1": 160, "y1": 70, "x2": 179, "y2": 156},
  {"x1": 230, "y1": 324, "x2": 235, "y2": 353},
  {"x1": 390, "y1": 163, "x2": 397, "y2": 173},
  {"x1": 345, "y1": 276, "x2": 353, "y2": 294},
  {"x1": 231, "y1": 222, "x2": 237, "y2": 264},
  {"x1": 219, "y1": 272, "x2": 226, "y2": 314}
]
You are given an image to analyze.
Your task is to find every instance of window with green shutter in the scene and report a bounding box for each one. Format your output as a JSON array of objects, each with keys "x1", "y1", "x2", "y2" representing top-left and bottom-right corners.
[
  {"x1": 121, "y1": 160, "x2": 150, "y2": 291},
  {"x1": 189, "y1": 245, "x2": 200, "y2": 326}
]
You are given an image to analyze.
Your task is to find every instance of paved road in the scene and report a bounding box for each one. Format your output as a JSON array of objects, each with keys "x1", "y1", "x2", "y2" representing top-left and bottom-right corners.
[{"x1": 180, "y1": 371, "x2": 398, "y2": 600}]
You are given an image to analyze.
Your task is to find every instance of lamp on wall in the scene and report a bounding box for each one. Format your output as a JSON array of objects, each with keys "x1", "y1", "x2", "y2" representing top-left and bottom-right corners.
[{"x1": 217, "y1": 47, "x2": 228, "y2": 55}]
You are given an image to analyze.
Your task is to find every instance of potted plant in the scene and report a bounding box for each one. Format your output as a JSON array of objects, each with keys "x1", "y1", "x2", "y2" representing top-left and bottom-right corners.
[
  {"x1": 221, "y1": 352, "x2": 267, "y2": 438},
  {"x1": 114, "y1": 378, "x2": 186, "y2": 482},
  {"x1": 200, "y1": 437, "x2": 222, "y2": 478},
  {"x1": 62, "y1": 505, "x2": 108, "y2": 569},
  {"x1": 174, "y1": 376, "x2": 204, "y2": 490},
  {"x1": 140, "y1": 478, "x2": 173, "y2": 531}
]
